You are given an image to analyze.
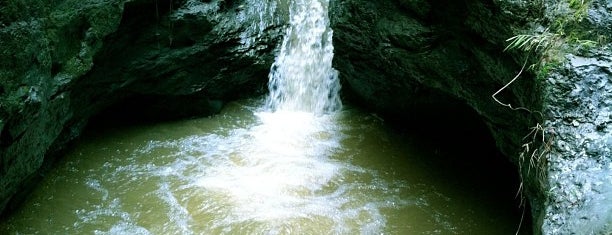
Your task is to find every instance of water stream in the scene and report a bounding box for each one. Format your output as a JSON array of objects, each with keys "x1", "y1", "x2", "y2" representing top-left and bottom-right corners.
[
  {"x1": 1, "y1": 0, "x2": 525, "y2": 234},
  {"x1": 266, "y1": 0, "x2": 340, "y2": 113}
]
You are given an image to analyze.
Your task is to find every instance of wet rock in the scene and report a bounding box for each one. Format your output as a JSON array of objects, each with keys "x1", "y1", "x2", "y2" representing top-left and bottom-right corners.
[
  {"x1": 0, "y1": 0, "x2": 287, "y2": 216},
  {"x1": 330, "y1": 0, "x2": 611, "y2": 234},
  {"x1": 587, "y1": 0, "x2": 612, "y2": 37},
  {"x1": 542, "y1": 50, "x2": 612, "y2": 234}
]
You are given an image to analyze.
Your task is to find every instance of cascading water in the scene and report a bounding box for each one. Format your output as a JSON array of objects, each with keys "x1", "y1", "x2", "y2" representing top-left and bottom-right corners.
[
  {"x1": 266, "y1": 0, "x2": 341, "y2": 113},
  {"x1": 188, "y1": 0, "x2": 399, "y2": 232}
]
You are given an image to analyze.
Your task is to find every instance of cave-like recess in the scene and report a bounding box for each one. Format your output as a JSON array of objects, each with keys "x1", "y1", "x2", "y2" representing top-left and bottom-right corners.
[{"x1": 1, "y1": 0, "x2": 538, "y2": 232}]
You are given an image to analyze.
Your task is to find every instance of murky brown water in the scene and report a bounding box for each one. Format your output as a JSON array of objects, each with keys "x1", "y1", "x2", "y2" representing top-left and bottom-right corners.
[{"x1": 0, "y1": 99, "x2": 526, "y2": 234}]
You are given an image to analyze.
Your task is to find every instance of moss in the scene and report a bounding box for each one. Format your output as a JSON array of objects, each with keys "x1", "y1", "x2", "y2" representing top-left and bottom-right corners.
[{"x1": 0, "y1": 0, "x2": 56, "y2": 25}]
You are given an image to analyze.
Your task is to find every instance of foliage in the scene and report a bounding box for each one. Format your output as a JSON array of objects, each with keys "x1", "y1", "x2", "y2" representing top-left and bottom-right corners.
[
  {"x1": 0, "y1": 0, "x2": 54, "y2": 25},
  {"x1": 503, "y1": 0, "x2": 603, "y2": 82},
  {"x1": 504, "y1": 31, "x2": 560, "y2": 53},
  {"x1": 568, "y1": 0, "x2": 589, "y2": 18},
  {"x1": 533, "y1": 60, "x2": 557, "y2": 81}
]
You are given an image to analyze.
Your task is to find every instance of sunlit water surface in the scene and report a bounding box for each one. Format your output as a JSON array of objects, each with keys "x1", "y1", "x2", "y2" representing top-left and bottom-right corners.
[{"x1": 0, "y1": 99, "x2": 524, "y2": 234}]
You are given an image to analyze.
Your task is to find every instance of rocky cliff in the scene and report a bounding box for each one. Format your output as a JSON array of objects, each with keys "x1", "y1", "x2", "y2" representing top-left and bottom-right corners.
[
  {"x1": 329, "y1": 0, "x2": 611, "y2": 234},
  {"x1": 0, "y1": 0, "x2": 286, "y2": 216}
]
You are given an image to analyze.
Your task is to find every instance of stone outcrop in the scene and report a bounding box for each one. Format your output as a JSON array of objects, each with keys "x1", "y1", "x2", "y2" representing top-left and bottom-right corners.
[
  {"x1": 542, "y1": 51, "x2": 612, "y2": 235},
  {"x1": 330, "y1": 0, "x2": 611, "y2": 234},
  {"x1": 539, "y1": 1, "x2": 612, "y2": 232},
  {"x1": 0, "y1": 0, "x2": 286, "y2": 215}
]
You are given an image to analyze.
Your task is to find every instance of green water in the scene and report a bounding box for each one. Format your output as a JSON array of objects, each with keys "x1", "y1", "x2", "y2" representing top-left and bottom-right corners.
[{"x1": 0, "y1": 99, "x2": 525, "y2": 234}]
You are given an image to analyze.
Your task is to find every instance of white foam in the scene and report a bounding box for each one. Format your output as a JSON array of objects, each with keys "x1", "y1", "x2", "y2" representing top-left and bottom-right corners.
[
  {"x1": 266, "y1": 0, "x2": 341, "y2": 114},
  {"x1": 59, "y1": 107, "x2": 415, "y2": 234}
]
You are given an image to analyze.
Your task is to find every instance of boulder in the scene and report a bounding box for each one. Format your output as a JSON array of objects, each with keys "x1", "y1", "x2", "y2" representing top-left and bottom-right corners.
[{"x1": 0, "y1": 0, "x2": 287, "y2": 215}]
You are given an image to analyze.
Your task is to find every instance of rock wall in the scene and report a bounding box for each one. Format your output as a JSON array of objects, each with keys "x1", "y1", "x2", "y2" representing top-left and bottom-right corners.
[
  {"x1": 543, "y1": 51, "x2": 612, "y2": 235},
  {"x1": 330, "y1": 0, "x2": 611, "y2": 234},
  {"x1": 329, "y1": 0, "x2": 544, "y2": 231},
  {"x1": 538, "y1": 1, "x2": 612, "y2": 233},
  {"x1": 0, "y1": 0, "x2": 287, "y2": 216}
]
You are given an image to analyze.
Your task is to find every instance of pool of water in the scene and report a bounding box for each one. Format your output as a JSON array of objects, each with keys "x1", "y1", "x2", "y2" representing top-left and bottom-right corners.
[{"x1": 0, "y1": 98, "x2": 526, "y2": 234}]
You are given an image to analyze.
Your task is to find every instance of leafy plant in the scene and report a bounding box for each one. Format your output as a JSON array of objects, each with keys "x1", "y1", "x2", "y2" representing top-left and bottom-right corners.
[
  {"x1": 533, "y1": 60, "x2": 559, "y2": 81},
  {"x1": 502, "y1": 0, "x2": 598, "y2": 84},
  {"x1": 504, "y1": 31, "x2": 560, "y2": 52},
  {"x1": 569, "y1": 0, "x2": 586, "y2": 8}
]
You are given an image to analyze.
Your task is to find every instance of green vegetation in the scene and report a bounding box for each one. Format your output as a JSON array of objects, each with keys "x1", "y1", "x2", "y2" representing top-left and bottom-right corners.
[
  {"x1": 504, "y1": 31, "x2": 559, "y2": 53},
  {"x1": 0, "y1": 0, "x2": 54, "y2": 25},
  {"x1": 503, "y1": 0, "x2": 605, "y2": 81},
  {"x1": 568, "y1": 0, "x2": 589, "y2": 20}
]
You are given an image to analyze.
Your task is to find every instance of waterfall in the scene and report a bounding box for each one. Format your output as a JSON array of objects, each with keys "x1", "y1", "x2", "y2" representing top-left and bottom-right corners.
[{"x1": 266, "y1": 0, "x2": 341, "y2": 114}]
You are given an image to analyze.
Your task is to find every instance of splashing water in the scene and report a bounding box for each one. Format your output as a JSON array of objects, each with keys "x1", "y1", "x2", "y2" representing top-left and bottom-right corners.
[
  {"x1": 188, "y1": 0, "x2": 378, "y2": 222},
  {"x1": 266, "y1": 0, "x2": 341, "y2": 113},
  {"x1": 199, "y1": 0, "x2": 368, "y2": 231}
]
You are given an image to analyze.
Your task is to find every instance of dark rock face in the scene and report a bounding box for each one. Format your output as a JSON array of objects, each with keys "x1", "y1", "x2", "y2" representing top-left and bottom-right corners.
[
  {"x1": 330, "y1": 0, "x2": 544, "y2": 231},
  {"x1": 0, "y1": 0, "x2": 286, "y2": 216},
  {"x1": 0, "y1": 0, "x2": 126, "y2": 216},
  {"x1": 330, "y1": 0, "x2": 541, "y2": 155},
  {"x1": 330, "y1": 0, "x2": 611, "y2": 234}
]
